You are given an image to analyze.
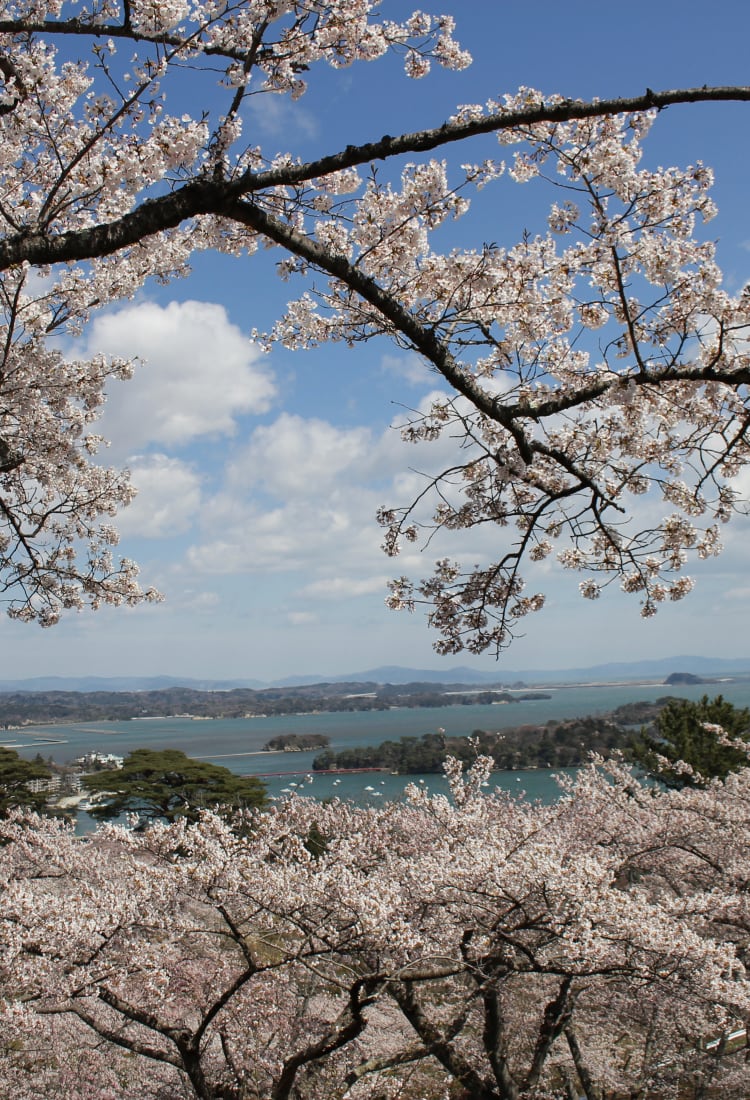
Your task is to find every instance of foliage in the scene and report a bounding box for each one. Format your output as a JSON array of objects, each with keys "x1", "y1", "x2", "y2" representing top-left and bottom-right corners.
[
  {"x1": 0, "y1": 684, "x2": 389, "y2": 724},
  {"x1": 314, "y1": 731, "x2": 449, "y2": 774},
  {"x1": 0, "y1": 748, "x2": 51, "y2": 815},
  {"x1": 0, "y1": 683, "x2": 527, "y2": 724},
  {"x1": 83, "y1": 748, "x2": 266, "y2": 826},
  {"x1": 630, "y1": 694, "x2": 750, "y2": 788},
  {"x1": 263, "y1": 734, "x2": 330, "y2": 751},
  {"x1": 313, "y1": 718, "x2": 632, "y2": 773},
  {"x1": 3, "y1": 758, "x2": 750, "y2": 1098},
  {"x1": 0, "y1": 3, "x2": 746, "y2": 649}
]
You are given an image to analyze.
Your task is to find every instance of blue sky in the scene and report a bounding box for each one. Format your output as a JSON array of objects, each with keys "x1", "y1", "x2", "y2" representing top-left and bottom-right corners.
[{"x1": 4, "y1": 1, "x2": 750, "y2": 682}]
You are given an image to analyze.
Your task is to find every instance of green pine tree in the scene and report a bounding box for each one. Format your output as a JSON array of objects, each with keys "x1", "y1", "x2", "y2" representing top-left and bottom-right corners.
[
  {"x1": 630, "y1": 695, "x2": 750, "y2": 788},
  {"x1": 0, "y1": 748, "x2": 53, "y2": 815},
  {"x1": 84, "y1": 748, "x2": 266, "y2": 827}
]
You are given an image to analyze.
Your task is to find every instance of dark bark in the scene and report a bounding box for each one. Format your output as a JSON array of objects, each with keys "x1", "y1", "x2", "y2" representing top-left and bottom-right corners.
[
  {"x1": 523, "y1": 976, "x2": 574, "y2": 1091},
  {"x1": 270, "y1": 976, "x2": 380, "y2": 1100},
  {"x1": 0, "y1": 78, "x2": 748, "y2": 275},
  {"x1": 392, "y1": 981, "x2": 500, "y2": 1099},
  {"x1": 565, "y1": 1025, "x2": 603, "y2": 1100}
]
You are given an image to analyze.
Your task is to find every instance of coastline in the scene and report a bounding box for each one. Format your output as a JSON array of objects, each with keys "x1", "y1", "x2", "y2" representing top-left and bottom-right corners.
[
  {"x1": 0, "y1": 675, "x2": 705, "y2": 735},
  {"x1": 7, "y1": 679, "x2": 750, "y2": 783}
]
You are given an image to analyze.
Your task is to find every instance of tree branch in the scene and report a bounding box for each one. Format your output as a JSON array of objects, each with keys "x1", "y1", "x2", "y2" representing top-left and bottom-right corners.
[
  {"x1": 270, "y1": 976, "x2": 380, "y2": 1100},
  {"x1": 1, "y1": 85, "x2": 750, "y2": 273},
  {"x1": 391, "y1": 981, "x2": 499, "y2": 1099},
  {"x1": 63, "y1": 1003, "x2": 183, "y2": 1069}
]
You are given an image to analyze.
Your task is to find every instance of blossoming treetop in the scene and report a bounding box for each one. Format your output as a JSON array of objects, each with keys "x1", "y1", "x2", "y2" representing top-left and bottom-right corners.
[
  {"x1": 1, "y1": 0, "x2": 749, "y2": 650},
  {"x1": 4, "y1": 756, "x2": 750, "y2": 1098}
]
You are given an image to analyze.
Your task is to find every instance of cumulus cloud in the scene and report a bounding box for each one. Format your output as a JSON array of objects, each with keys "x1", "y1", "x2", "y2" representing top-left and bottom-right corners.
[
  {"x1": 185, "y1": 496, "x2": 378, "y2": 575},
  {"x1": 228, "y1": 413, "x2": 373, "y2": 495},
  {"x1": 182, "y1": 412, "x2": 399, "y2": 586},
  {"x1": 380, "y1": 352, "x2": 434, "y2": 387},
  {"x1": 298, "y1": 576, "x2": 390, "y2": 599},
  {"x1": 181, "y1": 404, "x2": 502, "y2": 603},
  {"x1": 226, "y1": 400, "x2": 464, "y2": 501},
  {"x1": 84, "y1": 300, "x2": 276, "y2": 454},
  {"x1": 115, "y1": 454, "x2": 202, "y2": 539}
]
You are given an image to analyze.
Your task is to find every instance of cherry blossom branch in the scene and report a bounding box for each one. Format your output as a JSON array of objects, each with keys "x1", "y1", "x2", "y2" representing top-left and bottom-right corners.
[
  {"x1": 1, "y1": 87, "x2": 750, "y2": 272},
  {"x1": 1, "y1": 8, "x2": 750, "y2": 641},
  {"x1": 344, "y1": 1043, "x2": 428, "y2": 1088},
  {"x1": 270, "y1": 976, "x2": 381, "y2": 1100},
  {"x1": 391, "y1": 980, "x2": 499, "y2": 1098},
  {"x1": 221, "y1": 195, "x2": 508, "y2": 419},
  {"x1": 65, "y1": 1003, "x2": 183, "y2": 1068}
]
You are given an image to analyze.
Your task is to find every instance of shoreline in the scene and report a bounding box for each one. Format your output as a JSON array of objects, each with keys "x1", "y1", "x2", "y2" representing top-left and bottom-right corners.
[{"x1": 0, "y1": 676, "x2": 701, "y2": 732}]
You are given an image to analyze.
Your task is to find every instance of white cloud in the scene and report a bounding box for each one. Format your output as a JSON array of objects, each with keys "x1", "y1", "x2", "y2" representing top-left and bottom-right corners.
[
  {"x1": 115, "y1": 454, "x2": 202, "y2": 539},
  {"x1": 228, "y1": 413, "x2": 372, "y2": 495},
  {"x1": 181, "y1": 405, "x2": 503, "y2": 590},
  {"x1": 722, "y1": 585, "x2": 750, "y2": 601},
  {"x1": 287, "y1": 610, "x2": 318, "y2": 625},
  {"x1": 298, "y1": 576, "x2": 390, "y2": 599},
  {"x1": 185, "y1": 497, "x2": 377, "y2": 575},
  {"x1": 185, "y1": 412, "x2": 414, "y2": 582},
  {"x1": 246, "y1": 94, "x2": 319, "y2": 140},
  {"x1": 226, "y1": 401, "x2": 466, "y2": 501},
  {"x1": 173, "y1": 589, "x2": 222, "y2": 611},
  {"x1": 380, "y1": 352, "x2": 434, "y2": 387},
  {"x1": 84, "y1": 300, "x2": 276, "y2": 454}
]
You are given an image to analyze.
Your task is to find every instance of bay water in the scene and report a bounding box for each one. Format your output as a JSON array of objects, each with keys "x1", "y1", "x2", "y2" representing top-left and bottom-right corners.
[{"x1": 4, "y1": 678, "x2": 750, "y2": 823}]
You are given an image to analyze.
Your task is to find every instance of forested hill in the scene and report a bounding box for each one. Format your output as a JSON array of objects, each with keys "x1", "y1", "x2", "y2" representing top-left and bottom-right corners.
[
  {"x1": 0, "y1": 683, "x2": 549, "y2": 726},
  {"x1": 313, "y1": 717, "x2": 635, "y2": 774}
]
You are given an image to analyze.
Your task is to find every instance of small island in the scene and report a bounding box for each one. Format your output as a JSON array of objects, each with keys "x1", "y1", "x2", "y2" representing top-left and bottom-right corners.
[
  {"x1": 664, "y1": 672, "x2": 715, "y2": 685},
  {"x1": 263, "y1": 733, "x2": 330, "y2": 752},
  {"x1": 313, "y1": 716, "x2": 633, "y2": 774}
]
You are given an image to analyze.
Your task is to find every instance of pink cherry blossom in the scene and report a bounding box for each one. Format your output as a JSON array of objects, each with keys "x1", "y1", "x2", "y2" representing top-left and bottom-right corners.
[
  {"x1": 0, "y1": 4, "x2": 747, "y2": 651},
  {"x1": 3, "y1": 754, "x2": 750, "y2": 1097}
]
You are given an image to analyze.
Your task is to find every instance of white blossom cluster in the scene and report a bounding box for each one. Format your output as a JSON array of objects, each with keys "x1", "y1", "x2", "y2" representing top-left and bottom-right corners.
[
  {"x1": 0, "y1": 1, "x2": 469, "y2": 622},
  {"x1": 0, "y1": 3, "x2": 747, "y2": 648},
  {"x1": 3, "y1": 757, "x2": 750, "y2": 1096}
]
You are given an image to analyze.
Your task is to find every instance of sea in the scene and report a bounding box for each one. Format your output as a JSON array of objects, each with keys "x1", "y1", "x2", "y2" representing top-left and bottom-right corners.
[{"x1": 4, "y1": 678, "x2": 750, "y2": 830}]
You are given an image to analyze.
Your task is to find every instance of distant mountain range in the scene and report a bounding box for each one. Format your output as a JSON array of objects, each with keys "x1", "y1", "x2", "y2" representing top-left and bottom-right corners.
[
  {"x1": 314, "y1": 657, "x2": 750, "y2": 687},
  {"x1": 1, "y1": 655, "x2": 749, "y2": 693}
]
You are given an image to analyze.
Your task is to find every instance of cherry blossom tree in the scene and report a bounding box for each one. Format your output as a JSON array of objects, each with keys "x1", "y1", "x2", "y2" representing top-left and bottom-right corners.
[
  {"x1": 0, "y1": 1, "x2": 748, "y2": 643},
  {"x1": 5, "y1": 13, "x2": 750, "y2": 1095},
  {"x1": 2, "y1": 758, "x2": 750, "y2": 1099}
]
